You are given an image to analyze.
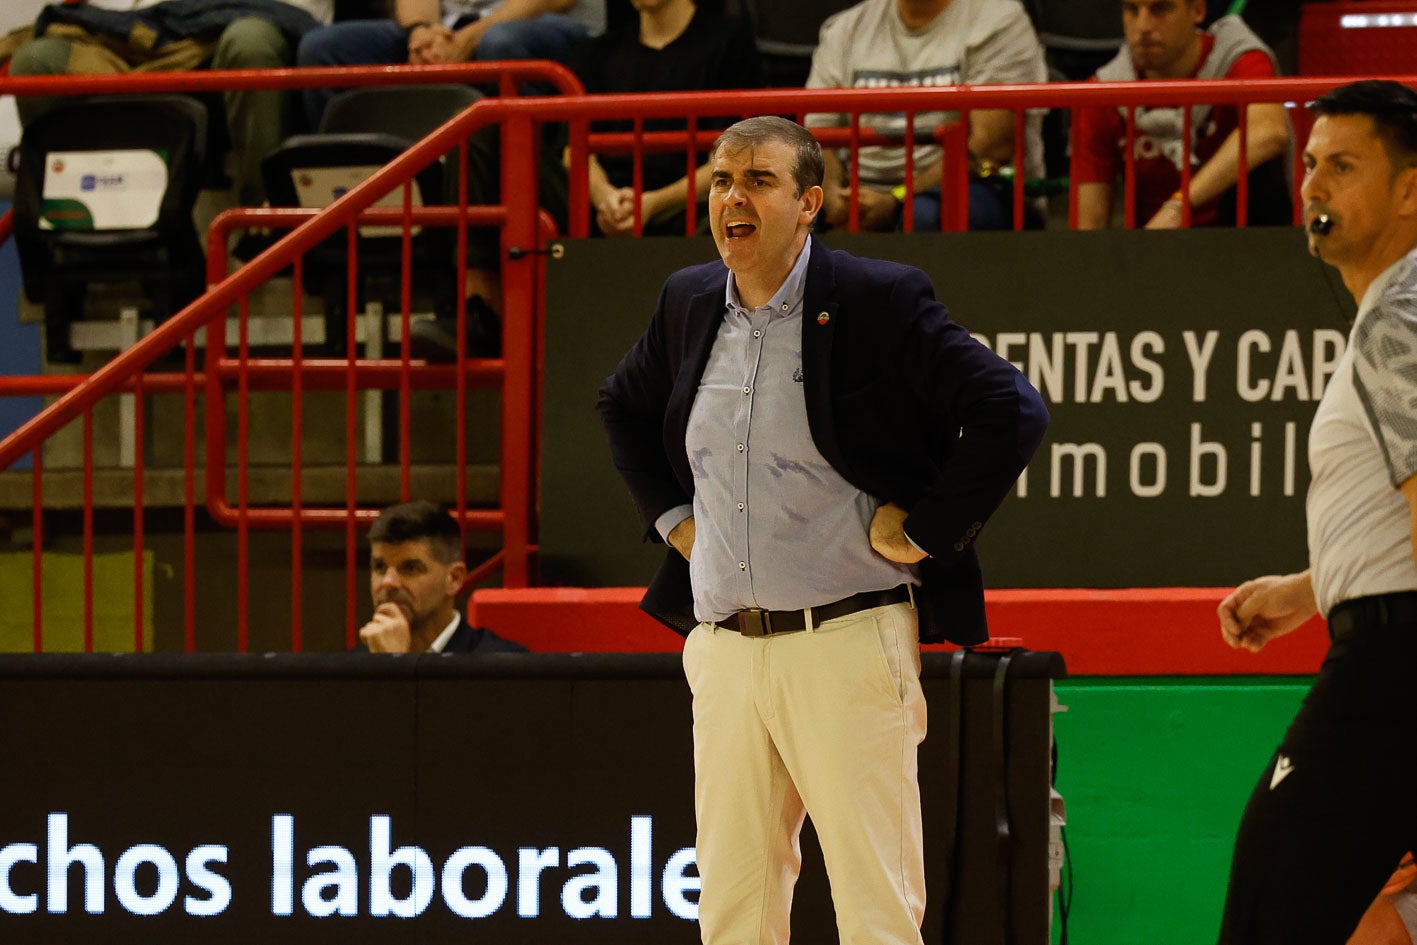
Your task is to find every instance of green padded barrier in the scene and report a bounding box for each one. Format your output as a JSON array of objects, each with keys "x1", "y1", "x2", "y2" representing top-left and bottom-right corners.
[{"x1": 1052, "y1": 678, "x2": 1310, "y2": 944}]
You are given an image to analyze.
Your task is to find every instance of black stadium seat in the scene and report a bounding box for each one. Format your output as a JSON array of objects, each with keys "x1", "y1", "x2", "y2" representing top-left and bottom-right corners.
[{"x1": 11, "y1": 94, "x2": 208, "y2": 363}]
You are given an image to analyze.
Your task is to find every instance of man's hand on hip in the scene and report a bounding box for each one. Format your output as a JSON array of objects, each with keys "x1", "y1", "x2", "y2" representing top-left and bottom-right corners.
[
  {"x1": 668, "y1": 515, "x2": 696, "y2": 561},
  {"x1": 869, "y1": 502, "x2": 927, "y2": 564},
  {"x1": 360, "y1": 603, "x2": 412, "y2": 653}
]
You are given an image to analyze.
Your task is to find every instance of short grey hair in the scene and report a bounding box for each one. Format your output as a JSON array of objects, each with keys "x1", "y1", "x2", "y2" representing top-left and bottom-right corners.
[{"x1": 709, "y1": 116, "x2": 824, "y2": 197}]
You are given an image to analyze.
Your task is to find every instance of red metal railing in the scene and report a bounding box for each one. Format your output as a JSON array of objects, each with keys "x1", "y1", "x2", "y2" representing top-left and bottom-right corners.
[
  {"x1": 0, "y1": 63, "x2": 576, "y2": 652},
  {"x1": 560, "y1": 76, "x2": 1359, "y2": 237},
  {"x1": 0, "y1": 74, "x2": 1404, "y2": 652}
]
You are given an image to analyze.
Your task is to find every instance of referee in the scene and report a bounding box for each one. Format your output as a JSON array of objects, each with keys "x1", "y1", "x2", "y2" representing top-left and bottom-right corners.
[{"x1": 1217, "y1": 80, "x2": 1417, "y2": 944}]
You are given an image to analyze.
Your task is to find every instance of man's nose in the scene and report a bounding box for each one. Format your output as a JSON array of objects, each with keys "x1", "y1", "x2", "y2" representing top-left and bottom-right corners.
[
  {"x1": 722, "y1": 181, "x2": 748, "y2": 204},
  {"x1": 1300, "y1": 167, "x2": 1326, "y2": 205}
]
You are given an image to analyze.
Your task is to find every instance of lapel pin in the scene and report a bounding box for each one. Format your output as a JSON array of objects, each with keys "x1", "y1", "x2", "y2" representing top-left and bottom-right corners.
[{"x1": 817, "y1": 311, "x2": 830, "y2": 325}]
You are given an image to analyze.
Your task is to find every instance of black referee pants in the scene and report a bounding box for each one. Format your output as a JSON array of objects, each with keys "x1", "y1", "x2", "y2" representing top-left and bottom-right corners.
[{"x1": 1218, "y1": 593, "x2": 1417, "y2": 944}]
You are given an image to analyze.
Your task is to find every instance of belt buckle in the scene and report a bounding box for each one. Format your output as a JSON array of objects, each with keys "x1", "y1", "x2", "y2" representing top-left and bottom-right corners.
[{"x1": 738, "y1": 609, "x2": 772, "y2": 637}]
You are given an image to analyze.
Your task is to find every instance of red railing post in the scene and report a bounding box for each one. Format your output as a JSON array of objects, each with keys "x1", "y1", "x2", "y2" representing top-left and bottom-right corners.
[
  {"x1": 501, "y1": 113, "x2": 539, "y2": 587},
  {"x1": 942, "y1": 122, "x2": 969, "y2": 233},
  {"x1": 1237, "y1": 102, "x2": 1250, "y2": 228},
  {"x1": 184, "y1": 336, "x2": 197, "y2": 652},
  {"x1": 31, "y1": 449, "x2": 43, "y2": 653},
  {"x1": 344, "y1": 223, "x2": 360, "y2": 651},
  {"x1": 133, "y1": 373, "x2": 145, "y2": 652}
]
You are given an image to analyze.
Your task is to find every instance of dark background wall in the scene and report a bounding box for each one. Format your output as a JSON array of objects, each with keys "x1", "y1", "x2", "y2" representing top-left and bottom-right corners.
[{"x1": 541, "y1": 228, "x2": 1353, "y2": 590}]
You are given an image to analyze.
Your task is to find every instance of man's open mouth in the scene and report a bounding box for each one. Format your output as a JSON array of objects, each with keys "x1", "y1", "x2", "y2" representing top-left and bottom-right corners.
[{"x1": 725, "y1": 223, "x2": 756, "y2": 238}]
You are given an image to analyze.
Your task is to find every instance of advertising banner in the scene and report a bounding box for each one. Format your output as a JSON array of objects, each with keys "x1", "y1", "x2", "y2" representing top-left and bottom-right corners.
[{"x1": 541, "y1": 229, "x2": 1353, "y2": 588}]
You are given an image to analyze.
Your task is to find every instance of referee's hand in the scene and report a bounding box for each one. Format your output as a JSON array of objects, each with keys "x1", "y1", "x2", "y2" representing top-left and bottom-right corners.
[{"x1": 1218, "y1": 571, "x2": 1317, "y2": 653}]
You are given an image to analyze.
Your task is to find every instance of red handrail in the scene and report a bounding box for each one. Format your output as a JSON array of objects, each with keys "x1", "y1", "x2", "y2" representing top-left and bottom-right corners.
[{"x1": 0, "y1": 61, "x2": 582, "y2": 97}]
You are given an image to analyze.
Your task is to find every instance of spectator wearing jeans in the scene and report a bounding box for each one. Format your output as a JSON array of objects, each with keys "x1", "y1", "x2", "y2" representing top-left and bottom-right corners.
[
  {"x1": 297, "y1": 0, "x2": 605, "y2": 128},
  {"x1": 8, "y1": 0, "x2": 333, "y2": 206}
]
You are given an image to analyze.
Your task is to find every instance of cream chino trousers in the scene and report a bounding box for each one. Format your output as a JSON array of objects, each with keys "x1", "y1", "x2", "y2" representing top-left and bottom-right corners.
[{"x1": 682, "y1": 601, "x2": 927, "y2": 945}]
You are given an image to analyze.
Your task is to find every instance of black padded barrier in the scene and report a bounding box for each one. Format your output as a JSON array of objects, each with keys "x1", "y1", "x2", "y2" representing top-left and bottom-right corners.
[{"x1": 0, "y1": 650, "x2": 1063, "y2": 944}]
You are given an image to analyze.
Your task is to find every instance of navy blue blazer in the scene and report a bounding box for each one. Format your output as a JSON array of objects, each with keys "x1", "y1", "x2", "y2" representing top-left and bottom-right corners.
[
  {"x1": 352, "y1": 615, "x2": 527, "y2": 654},
  {"x1": 598, "y1": 237, "x2": 1048, "y2": 646}
]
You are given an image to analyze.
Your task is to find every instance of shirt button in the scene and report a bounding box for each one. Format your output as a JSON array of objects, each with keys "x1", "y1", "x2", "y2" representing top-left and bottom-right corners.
[
  {"x1": 737, "y1": 503, "x2": 744, "y2": 510},
  {"x1": 738, "y1": 561, "x2": 747, "y2": 570},
  {"x1": 753, "y1": 330, "x2": 762, "y2": 338},
  {"x1": 780, "y1": 303, "x2": 789, "y2": 311},
  {"x1": 743, "y1": 386, "x2": 751, "y2": 394},
  {"x1": 736, "y1": 443, "x2": 744, "y2": 452}
]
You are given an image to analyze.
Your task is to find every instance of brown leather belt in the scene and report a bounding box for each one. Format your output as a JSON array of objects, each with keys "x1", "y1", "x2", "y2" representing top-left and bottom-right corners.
[{"x1": 718, "y1": 585, "x2": 912, "y2": 638}]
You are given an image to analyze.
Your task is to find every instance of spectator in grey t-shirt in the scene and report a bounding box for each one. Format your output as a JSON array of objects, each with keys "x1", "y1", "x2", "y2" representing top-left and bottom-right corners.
[{"x1": 805, "y1": 0, "x2": 1046, "y2": 231}]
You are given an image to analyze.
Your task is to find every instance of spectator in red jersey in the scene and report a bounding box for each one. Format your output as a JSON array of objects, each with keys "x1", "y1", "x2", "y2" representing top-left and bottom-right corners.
[{"x1": 1070, "y1": 0, "x2": 1292, "y2": 229}]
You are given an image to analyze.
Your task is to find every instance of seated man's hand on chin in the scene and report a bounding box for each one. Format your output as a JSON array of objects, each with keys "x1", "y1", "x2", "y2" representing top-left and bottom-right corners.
[{"x1": 360, "y1": 602, "x2": 412, "y2": 653}]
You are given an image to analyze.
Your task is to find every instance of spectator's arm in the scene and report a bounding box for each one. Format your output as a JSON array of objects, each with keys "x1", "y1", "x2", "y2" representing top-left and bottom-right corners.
[
  {"x1": 804, "y1": 6, "x2": 850, "y2": 225},
  {"x1": 957, "y1": 1, "x2": 1045, "y2": 172},
  {"x1": 969, "y1": 109, "x2": 1017, "y2": 167},
  {"x1": 566, "y1": 147, "x2": 620, "y2": 209},
  {"x1": 1070, "y1": 101, "x2": 1119, "y2": 229},
  {"x1": 563, "y1": 147, "x2": 634, "y2": 236},
  {"x1": 643, "y1": 161, "x2": 713, "y2": 222},
  {"x1": 397, "y1": 0, "x2": 444, "y2": 60},
  {"x1": 395, "y1": 0, "x2": 441, "y2": 27},
  {"x1": 820, "y1": 148, "x2": 850, "y2": 227},
  {"x1": 452, "y1": 0, "x2": 574, "y2": 61},
  {"x1": 884, "y1": 110, "x2": 1010, "y2": 205},
  {"x1": 1146, "y1": 103, "x2": 1290, "y2": 229},
  {"x1": 1075, "y1": 182, "x2": 1111, "y2": 230}
]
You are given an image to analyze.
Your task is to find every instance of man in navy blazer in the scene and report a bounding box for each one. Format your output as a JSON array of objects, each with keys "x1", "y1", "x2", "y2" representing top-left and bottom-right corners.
[
  {"x1": 356, "y1": 500, "x2": 525, "y2": 655},
  {"x1": 598, "y1": 116, "x2": 1046, "y2": 945}
]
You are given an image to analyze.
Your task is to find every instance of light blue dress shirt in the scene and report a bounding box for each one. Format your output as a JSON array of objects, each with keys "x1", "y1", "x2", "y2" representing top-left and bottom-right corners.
[{"x1": 655, "y1": 241, "x2": 916, "y2": 623}]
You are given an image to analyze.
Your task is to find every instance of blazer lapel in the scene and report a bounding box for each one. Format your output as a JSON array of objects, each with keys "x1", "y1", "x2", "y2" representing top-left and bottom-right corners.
[
  {"x1": 666, "y1": 272, "x2": 728, "y2": 490},
  {"x1": 800, "y1": 238, "x2": 851, "y2": 479}
]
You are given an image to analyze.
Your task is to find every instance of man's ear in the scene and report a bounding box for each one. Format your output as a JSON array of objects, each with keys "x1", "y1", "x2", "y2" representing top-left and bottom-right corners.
[
  {"x1": 1396, "y1": 165, "x2": 1417, "y2": 218},
  {"x1": 447, "y1": 560, "x2": 469, "y2": 597},
  {"x1": 800, "y1": 184, "x2": 825, "y2": 224}
]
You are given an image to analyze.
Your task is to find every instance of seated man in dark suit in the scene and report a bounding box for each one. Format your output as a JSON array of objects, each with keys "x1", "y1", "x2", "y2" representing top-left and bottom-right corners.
[{"x1": 357, "y1": 500, "x2": 525, "y2": 654}]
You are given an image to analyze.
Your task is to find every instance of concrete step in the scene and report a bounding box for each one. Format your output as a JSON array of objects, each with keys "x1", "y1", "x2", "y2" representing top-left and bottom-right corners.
[{"x1": 0, "y1": 462, "x2": 499, "y2": 510}]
